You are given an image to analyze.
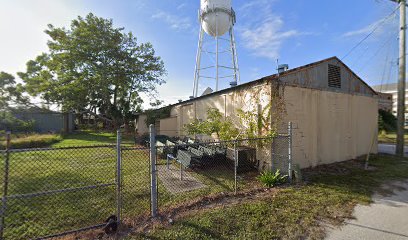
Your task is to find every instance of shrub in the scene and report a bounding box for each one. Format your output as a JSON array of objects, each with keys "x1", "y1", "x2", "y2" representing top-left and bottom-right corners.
[
  {"x1": 0, "y1": 134, "x2": 62, "y2": 149},
  {"x1": 257, "y1": 169, "x2": 288, "y2": 188},
  {"x1": 378, "y1": 109, "x2": 396, "y2": 132},
  {"x1": 0, "y1": 111, "x2": 35, "y2": 132}
]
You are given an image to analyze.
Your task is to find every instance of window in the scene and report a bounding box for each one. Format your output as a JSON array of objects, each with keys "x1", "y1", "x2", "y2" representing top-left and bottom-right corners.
[{"x1": 328, "y1": 64, "x2": 341, "y2": 88}]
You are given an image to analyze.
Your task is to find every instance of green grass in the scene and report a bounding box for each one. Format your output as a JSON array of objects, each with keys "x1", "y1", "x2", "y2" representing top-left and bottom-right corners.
[
  {"x1": 134, "y1": 155, "x2": 408, "y2": 240},
  {"x1": 378, "y1": 131, "x2": 408, "y2": 144},
  {"x1": 0, "y1": 134, "x2": 62, "y2": 150},
  {"x1": 0, "y1": 131, "x2": 136, "y2": 150},
  {"x1": 52, "y1": 131, "x2": 135, "y2": 147},
  {"x1": 0, "y1": 144, "x2": 242, "y2": 239}
]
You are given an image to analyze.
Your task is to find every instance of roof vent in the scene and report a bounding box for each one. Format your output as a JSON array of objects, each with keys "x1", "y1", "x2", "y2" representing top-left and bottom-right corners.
[
  {"x1": 230, "y1": 81, "x2": 237, "y2": 87},
  {"x1": 278, "y1": 64, "x2": 289, "y2": 74},
  {"x1": 201, "y1": 87, "x2": 213, "y2": 96},
  {"x1": 328, "y1": 64, "x2": 341, "y2": 88}
]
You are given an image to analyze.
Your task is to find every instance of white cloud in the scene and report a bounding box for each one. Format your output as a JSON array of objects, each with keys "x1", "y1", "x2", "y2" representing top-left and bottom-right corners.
[
  {"x1": 236, "y1": 1, "x2": 305, "y2": 60},
  {"x1": 342, "y1": 14, "x2": 398, "y2": 37},
  {"x1": 177, "y1": 3, "x2": 187, "y2": 10},
  {"x1": 152, "y1": 11, "x2": 192, "y2": 31},
  {"x1": 240, "y1": 16, "x2": 301, "y2": 59}
]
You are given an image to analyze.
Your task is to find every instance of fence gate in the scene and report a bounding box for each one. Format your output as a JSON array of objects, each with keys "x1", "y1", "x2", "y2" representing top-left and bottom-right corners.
[
  {"x1": 0, "y1": 145, "x2": 119, "y2": 240},
  {"x1": 120, "y1": 145, "x2": 152, "y2": 224}
]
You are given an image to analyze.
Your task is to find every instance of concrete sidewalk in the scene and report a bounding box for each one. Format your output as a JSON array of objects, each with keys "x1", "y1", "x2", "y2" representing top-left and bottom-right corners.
[
  {"x1": 325, "y1": 181, "x2": 408, "y2": 240},
  {"x1": 378, "y1": 144, "x2": 408, "y2": 156}
]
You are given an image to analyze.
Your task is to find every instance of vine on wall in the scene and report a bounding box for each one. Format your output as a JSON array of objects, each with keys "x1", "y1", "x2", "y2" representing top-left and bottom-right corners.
[{"x1": 184, "y1": 80, "x2": 286, "y2": 141}]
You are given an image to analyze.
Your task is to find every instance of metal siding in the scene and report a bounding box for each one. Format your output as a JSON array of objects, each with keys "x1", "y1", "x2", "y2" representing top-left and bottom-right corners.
[
  {"x1": 278, "y1": 59, "x2": 375, "y2": 97},
  {"x1": 14, "y1": 113, "x2": 64, "y2": 133}
]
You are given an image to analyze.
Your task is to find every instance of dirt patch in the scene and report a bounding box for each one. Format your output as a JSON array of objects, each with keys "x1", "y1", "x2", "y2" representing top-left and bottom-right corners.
[
  {"x1": 61, "y1": 186, "x2": 281, "y2": 240},
  {"x1": 128, "y1": 186, "x2": 281, "y2": 234},
  {"x1": 302, "y1": 158, "x2": 368, "y2": 180}
]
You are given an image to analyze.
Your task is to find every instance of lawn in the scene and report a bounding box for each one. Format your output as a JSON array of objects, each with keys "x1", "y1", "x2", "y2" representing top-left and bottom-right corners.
[
  {"x1": 0, "y1": 131, "x2": 136, "y2": 150},
  {"x1": 52, "y1": 131, "x2": 136, "y2": 147},
  {"x1": 378, "y1": 131, "x2": 408, "y2": 144},
  {"x1": 130, "y1": 154, "x2": 408, "y2": 240},
  {"x1": 0, "y1": 140, "x2": 247, "y2": 239}
]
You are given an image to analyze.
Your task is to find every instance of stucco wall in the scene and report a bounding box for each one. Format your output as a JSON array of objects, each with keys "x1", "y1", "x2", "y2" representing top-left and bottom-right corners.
[
  {"x1": 159, "y1": 116, "x2": 178, "y2": 137},
  {"x1": 136, "y1": 115, "x2": 149, "y2": 135},
  {"x1": 165, "y1": 83, "x2": 378, "y2": 169},
  {"x1": 283, "y1": 85, "x2": 378, "y2": 168}
]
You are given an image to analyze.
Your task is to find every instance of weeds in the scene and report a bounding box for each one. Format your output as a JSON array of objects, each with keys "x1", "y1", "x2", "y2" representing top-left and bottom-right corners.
[{"x1": 257, "y1": 169, "x2": 288, "y2": 188}]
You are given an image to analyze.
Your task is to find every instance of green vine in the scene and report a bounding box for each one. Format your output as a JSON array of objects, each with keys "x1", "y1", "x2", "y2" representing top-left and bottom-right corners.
[
  {"x1": 184, "y1": 81, "x2": 286, "y2": 143},
  {"x1": 184, "y1": 108, "x2": 239, "y2": 141}
]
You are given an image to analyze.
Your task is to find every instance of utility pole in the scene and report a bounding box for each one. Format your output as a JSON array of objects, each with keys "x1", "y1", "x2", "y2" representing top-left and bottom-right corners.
[{"x1": 396, "y1": 0, "x2": 406, "y2": 156}]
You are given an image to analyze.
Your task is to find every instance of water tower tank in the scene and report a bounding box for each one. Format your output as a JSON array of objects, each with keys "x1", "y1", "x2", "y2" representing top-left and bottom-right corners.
[{"x1": 200, "y1": 0, "x2": 232, "y2": 37}]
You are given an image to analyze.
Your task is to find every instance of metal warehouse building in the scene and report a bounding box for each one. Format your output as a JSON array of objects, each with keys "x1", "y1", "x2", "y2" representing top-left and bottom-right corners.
[{"x1": 136, "y1": 57, "x2": 379, "y2": 169}]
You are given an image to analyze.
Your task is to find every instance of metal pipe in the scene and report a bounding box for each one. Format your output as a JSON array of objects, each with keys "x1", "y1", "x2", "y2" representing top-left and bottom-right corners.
[
  {"x1": 116, "y1": 130, "x2": 122, "y2": 224},
  {"x1": 230, "y1": 28, "x2": 240, "y2": 84},
  {"x1": 149, "y1": 125, "x2": 158, "y2": 217},
  {"x1": 234, "y1": 141, "x2": 237, "y2": 194},
  {"x1": 215, "y1": 8, "x2": 219, "y2": 92},
  {"x1": 288, "y1": 122, "x2": 293, "y2": 182},
  {"x1": 193, "y1": 22, "x2": 205, "y2": 98},
  {"x1": 0, "y1": 132, "x2": 11, "y2": 239}
]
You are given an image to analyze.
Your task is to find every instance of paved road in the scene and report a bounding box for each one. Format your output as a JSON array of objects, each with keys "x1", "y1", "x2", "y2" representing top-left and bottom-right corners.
[{"x1": 378, "y1": 144, "x2": 408, "y2": 156}]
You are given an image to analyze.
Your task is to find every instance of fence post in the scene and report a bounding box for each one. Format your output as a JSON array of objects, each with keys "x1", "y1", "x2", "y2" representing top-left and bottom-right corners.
[
  {"x1": 234, "y1": 141, "x2": 238, "y2": 195},
  {"x1": 116, "y1": 130, "x2": 122, "y2": 224},
  {"x1": 288, "y1": 122, "x2": 293, "y2": 183},
  {"x1": 149, "y1": 125, "x2": 158, "y2": 217},
  {"x1": 0, "y1": 131, "x2": 11, "y2": 239}
]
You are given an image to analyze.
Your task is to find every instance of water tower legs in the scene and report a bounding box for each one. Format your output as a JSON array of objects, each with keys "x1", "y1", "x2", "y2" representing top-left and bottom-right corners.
[
  {"x1": 192, "y1": 24, "x2": 240, "y2": 98},
  {"x1": 193, "y1": 26, "x2": 205, "y2": 98}
]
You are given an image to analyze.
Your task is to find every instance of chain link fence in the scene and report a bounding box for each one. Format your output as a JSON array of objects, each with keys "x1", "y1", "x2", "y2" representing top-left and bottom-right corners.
[
  {"x1": 152, "y1": 124, "x2": 292, "y2": 214},
  {"x1": 0, "y1": 124, "x2": 292, "y2": 239},
  {"x1": 0, "y1": 145, "x2": 118, "y2": 239}
]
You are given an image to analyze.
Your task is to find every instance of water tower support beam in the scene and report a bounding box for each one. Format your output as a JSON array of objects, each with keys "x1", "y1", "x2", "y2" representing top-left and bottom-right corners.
[
  {"x1": 215, "y1": 10, "x2": 219, "y2": 91},
  {"x1": 193, "y1": 24, "x2": 205, "y2": 98},
  {"x1": 229, "y1": 27, "x2": 240, "y2": 84}
]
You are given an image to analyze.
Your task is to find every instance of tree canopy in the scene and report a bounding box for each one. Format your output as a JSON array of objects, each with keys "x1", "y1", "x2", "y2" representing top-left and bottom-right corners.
[
  {"x1": 0, "y1": 71, "x2": 29, "y2": 110},
  {"x1": 18, "y1": 13, "x2": 166, "y2": 127}
]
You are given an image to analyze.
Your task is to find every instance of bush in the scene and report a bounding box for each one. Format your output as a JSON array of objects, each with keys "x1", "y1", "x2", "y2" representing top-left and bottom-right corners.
[
  {"x1": 378, "y1": 109, "x2": 396, "y2": 132},
  {"x1": 0, "y1": 134, "x2": 62, "y2": 149},
  {"x1": 257, "y1": 169, "x2": 288, "y2": 188},
  {"x1": 0, "y1": 111, "x2": 35, "y2": 132}
]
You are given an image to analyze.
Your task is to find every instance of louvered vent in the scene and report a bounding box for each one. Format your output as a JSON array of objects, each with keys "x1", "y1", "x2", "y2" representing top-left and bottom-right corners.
[{"x1": 328, "y1": 64, "x2": 341, "y2": 88}]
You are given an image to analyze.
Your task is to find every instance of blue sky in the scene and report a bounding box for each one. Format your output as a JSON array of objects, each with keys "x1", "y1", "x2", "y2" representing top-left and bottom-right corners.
[{"x1": 0, "y1": 0, "x2": 402, "y2": 108}]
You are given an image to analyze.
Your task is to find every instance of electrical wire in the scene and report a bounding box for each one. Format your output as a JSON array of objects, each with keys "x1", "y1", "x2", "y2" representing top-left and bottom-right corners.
[
  {"x1": 357, "y1": 31, "x2": 398, "y2": 74},
  {"x1": 341, "y1": 5, "x2": 400, "y2": 61}
]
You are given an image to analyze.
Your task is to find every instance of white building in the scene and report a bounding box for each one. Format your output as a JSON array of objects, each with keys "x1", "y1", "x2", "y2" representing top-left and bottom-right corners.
[{"x1": 372, "y1": 83, "x2": 407, "y2": 121}]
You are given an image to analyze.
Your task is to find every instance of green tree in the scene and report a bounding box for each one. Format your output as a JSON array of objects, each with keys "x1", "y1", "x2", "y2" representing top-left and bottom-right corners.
[
  {"x1": 0, "y1": 72, "x2": 28, "y2": 110},
  {"x1": 18, "y1": 13, "x2": 166, "y2": 128}
]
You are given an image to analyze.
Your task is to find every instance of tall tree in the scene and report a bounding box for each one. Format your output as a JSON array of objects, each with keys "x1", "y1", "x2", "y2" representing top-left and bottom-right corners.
[
  {"x1": 0, "y1": 71, "x2": 28, "y2": 110},
  {"x1": 18, "y1": 13, "x2": 166, "y2": 128}
]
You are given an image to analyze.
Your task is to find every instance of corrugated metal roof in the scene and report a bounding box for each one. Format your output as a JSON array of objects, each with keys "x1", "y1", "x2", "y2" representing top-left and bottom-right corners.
[{"x1": 149, "y1": 56, "x2": 377, "y2": 111}]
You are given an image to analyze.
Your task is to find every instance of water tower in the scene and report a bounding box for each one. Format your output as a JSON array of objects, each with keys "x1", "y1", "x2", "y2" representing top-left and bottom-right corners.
[{"x1": 192, "y1": 0, "x2": 240, "y2": 98}]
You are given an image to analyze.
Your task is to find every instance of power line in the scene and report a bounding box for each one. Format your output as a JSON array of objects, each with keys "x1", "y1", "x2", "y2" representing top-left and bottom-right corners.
[
  {"x1": 357, "y1": 28, "x2": 398, "y2": 74},
  {"x1": 341, "y1": 5, "x2": 400, "y2": 60}
]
